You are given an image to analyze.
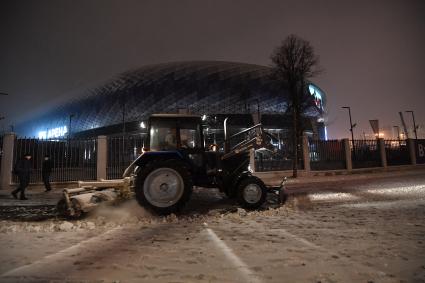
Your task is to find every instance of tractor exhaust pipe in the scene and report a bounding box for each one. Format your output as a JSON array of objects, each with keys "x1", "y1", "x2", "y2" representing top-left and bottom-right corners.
[{"x1": 224, "y1": 117, "x2": 229, "y2": 153}]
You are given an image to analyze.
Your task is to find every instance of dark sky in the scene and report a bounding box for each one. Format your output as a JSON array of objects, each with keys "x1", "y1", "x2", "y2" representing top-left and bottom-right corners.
[{"x1": 1, "y1": 0, "x2": 424, "y2": 138}]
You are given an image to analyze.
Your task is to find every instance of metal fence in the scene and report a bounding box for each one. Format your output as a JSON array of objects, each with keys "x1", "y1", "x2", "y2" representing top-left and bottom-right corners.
[
  {"x1": 309, "y1": 139, "x2": 345, "y2": 170},
  {"x1": 0, "y1": 134, "x2": 3, "y2": 175},
  {"x1": 351, "y1": 140, "x2": 381, "y2": 168},
  {"x1": 255, "y1": 138, "x2": 303, "y2": 172},
  {"x1": 107, "y1": 135, "x2": 146, "y2": 179},
  {"x1": 385, "y1": 140, "x2": 410, "y2": 166},
  {"x1": 416, "y1": 139, "x2": 425, "y2": 164},
  {"x1": 12, "y1": 137, "x2": 97, "y2": 183},
  {"x1": 5, "y1": 135, "x2": 423, "y2": 185}
]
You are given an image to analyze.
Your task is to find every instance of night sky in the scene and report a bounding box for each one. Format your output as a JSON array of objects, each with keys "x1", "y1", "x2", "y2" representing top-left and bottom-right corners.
[{"x1": 1, "y1": 0, "x2": 424, "y2": 139}]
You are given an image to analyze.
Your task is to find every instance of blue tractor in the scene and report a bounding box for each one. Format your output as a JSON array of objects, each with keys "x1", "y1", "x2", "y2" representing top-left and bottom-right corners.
[{"x1": 128, "y1": 114, "x2": 285, "y2": 215}]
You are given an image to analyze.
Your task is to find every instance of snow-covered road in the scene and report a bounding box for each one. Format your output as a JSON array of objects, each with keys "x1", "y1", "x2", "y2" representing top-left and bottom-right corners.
[{"x1": 1, "y1": 169, "x2": 425, "y2": 282}]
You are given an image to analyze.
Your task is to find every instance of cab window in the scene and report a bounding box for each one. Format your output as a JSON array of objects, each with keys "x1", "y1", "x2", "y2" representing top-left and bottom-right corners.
[
  {"x1": 179, "y1": 120, "x2": 201, "y2": 149},
  {"x1": 149, "y1": 120, "x2": 177, "y2": 151}
]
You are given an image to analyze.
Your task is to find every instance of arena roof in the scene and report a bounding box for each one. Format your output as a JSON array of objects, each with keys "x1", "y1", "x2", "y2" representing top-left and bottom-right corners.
[{"x1": 16, "y1": 61, "x2": 326, "y2": 137}]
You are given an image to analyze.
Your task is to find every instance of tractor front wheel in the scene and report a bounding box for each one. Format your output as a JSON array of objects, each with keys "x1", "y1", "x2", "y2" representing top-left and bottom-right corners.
[
  {"x1": 237, "y1": 176, "x2": 267, "y2": 209},
  {"x1": 135, "y1": 160, "x2": 192, "y2": 215}
]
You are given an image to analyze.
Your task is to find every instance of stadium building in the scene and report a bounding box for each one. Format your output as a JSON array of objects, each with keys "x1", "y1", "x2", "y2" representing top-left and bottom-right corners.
[{"x1": 16, "y1": 61, "x2": 327, "y2": 142}]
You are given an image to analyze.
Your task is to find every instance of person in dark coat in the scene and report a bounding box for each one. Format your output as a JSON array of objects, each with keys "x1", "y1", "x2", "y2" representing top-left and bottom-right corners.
[
  {"x1": 12, "y1": 153, "x2": 32, "y2": 200},
  {"x1": 42, "y1": 155, "x2": 52, "y2": 192}
]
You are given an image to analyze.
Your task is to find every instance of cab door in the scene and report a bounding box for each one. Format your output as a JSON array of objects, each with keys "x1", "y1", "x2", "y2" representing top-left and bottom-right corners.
[{"x1": 177, "y1": 118, "x2": 207, "y2": 177}]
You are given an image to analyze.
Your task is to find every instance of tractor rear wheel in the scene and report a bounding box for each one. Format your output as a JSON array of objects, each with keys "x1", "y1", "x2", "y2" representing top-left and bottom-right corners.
[
  {"x1": 135, "y1": 160, "x2": 192, "y2": 215},
  {"x1": 237, "y1": 176, "x2": 267, "y2": 209}
]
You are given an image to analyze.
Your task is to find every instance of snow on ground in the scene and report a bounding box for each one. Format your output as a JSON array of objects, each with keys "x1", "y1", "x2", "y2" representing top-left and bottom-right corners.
[{"x1": 0, "y1": 169, "x2": 425, "y2": 282}]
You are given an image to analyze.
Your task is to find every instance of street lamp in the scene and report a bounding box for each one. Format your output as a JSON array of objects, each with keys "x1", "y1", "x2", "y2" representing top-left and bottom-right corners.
[
  {"x1": 1, "y1": 93, "x2": 8, "y2": 131},
  {"x1": 342, "y1": 106, "x2": 357, "y2": 144},
  {"x1": 254, "y1": 99, "x2": 260, "y2": 123},
  {"x1": 393, "y1": 125, "x2": 400, "y2": 141},
  {"x1": 405, "y1": 110, "x2": 418, "y2": 139},
  {"x1": 248, "y1": 99, "x2": 261, "y2": 123},
  {"x1": 69, "y1": 114, "x2": 75, "y2": 138}
]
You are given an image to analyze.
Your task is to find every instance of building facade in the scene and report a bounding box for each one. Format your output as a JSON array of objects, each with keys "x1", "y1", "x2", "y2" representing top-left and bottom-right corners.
[{"x1": 15, "y1": 61, "x2": 327, "y2": 140}]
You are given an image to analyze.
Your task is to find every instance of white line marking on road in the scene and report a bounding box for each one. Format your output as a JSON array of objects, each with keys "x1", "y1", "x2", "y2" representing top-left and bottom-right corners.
[
  {"x1": 205, "y1": 228, "x2": 262, "y2": 283},
  {"x1": 339, "y1": 198, "x2": 425, "y2": 209},
  {"x1": 1, "y1": 227, "x2": 123, "y2": 278},
  {"x1": 365, "y1": 184, "x2": 425, "y2": 195},
  {"x1": 338, "y1": 198, "x2": 425, "y2": 209},
  {"x1": 309, "y1": 192, "x2": 360, "y2": 202},
  {"x1": 269, "y1": 228, "x2": 321, "y2": 249}
]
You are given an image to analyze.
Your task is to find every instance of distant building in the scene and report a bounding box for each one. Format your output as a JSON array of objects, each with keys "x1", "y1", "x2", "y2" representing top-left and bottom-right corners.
[{"x1": 16, "y1": 61, "x2": 327, "y2": 141}]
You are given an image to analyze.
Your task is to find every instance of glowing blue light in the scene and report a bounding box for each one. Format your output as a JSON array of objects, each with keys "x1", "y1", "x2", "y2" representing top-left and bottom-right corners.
[
  {"x1": 308, "y1": 84, "x2": 323, "y2": 110},
  {"x1": 309, "y1": 85, "x2": 315, "y2": 95},
  {"x1": 38, "y1": 126, "x2": 68, "y2": 139}
]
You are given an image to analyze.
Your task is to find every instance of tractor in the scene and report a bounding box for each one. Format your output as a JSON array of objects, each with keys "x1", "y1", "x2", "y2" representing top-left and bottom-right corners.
[
  {"x1": 125, "y1": 114, "x2": 285, "y2": 214},
  {"x1": 58, "y1": 114, "x2": 286, "y2": 217}
]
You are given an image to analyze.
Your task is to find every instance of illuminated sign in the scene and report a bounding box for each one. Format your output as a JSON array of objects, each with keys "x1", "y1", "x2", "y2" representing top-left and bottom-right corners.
[
  {"x1": 38, "y1": 126, "x2": 68, "y2": 139},
  {"x1": 308, "y1": 84, "x2": 324, "y2": 110}
]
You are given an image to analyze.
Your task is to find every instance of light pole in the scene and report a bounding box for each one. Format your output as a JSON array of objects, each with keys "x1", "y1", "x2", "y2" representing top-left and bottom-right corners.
[
  {"x1": 393, "y1": 125, "x2": 400, "y2": 141},
  {"x1": 248, "y1": 99, "x2": 261, "y2": 124},
  {"x1": 0, "y1": 93, "x2": 8, "y2": 124},
  {"x1": 68, "y1": 114, "x2": 75, "y2": 138},
  {"x1": 342, "y1": 106, "x2": 356, "y2": 144},
  {"x1": 254, "y1": 99, "x2": 260, "y2": 123},
  {"x1": 405, "y1": 110, "x2": 418, "y2": 140}
]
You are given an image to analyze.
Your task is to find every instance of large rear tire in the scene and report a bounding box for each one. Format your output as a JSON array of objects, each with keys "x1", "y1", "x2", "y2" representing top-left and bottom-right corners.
[
  {"x1": 135, "y1": 160, "x2": 192, "y2": 215},
  {"x1": 237, "y1": 176, "x2": 267, "y2": 209}
]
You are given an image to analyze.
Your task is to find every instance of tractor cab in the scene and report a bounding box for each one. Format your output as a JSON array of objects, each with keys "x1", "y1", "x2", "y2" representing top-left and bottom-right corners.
[{"x1": 148, "y1": 114, "x2": 204, "y2": 152}]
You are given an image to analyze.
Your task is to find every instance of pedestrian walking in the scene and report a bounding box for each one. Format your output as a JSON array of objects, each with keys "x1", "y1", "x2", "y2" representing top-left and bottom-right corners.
[
  {"x1": 42, "y1": 155, "x2": 52, "y2": 192},
  {"x1": 11, "y1": 153, "x2": 32, "y2": 200}
]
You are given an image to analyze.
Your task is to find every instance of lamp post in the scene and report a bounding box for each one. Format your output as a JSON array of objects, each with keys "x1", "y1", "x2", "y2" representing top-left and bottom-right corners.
[
  {"x1": 0, "y1": 93, "x2": 8, "y2": 130},
  {"x1": 248, "y1": 99, "x2": 261, "y2": 124},
  {"x1": 121, "y1": 92, "x2": 127, "y2": 137},
  {"x1": 393, "y1": 125, "x2": 400, "y2": 142},
  {"x1": 342, "y1": 106, "x2": 356, "y2": 144},
  {"x1": 405, "y1": 110, "x2": 418, "y2": 140},
  {"x1": 255, "y1": 99, "x2": 260, "y2": 123},
  {"x1": 69, "y1": 114, "x2": 75, "y2": 139}
]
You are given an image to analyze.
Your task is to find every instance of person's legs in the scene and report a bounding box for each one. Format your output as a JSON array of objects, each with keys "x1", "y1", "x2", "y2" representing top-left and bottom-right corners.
[
  {"x1": 11, "y1": 176, "x2": 24, "y2": 198},
  {"x1": 19, "y1": 176, "x2": 29, "y2": 200},
  {"x1": 11, "y1": 186, "x2": 19, "y2": 199},
  {"x1": 43, "y1": 174, "x2": 51, "y2": 191}
]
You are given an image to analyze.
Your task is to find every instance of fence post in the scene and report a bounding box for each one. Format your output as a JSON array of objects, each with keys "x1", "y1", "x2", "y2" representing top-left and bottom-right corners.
[
  {"x1": 407, "y1": 139, "x2": 417, "y2": 165},
  {"x1": 378, "y1": 138, "x2": 387, "y2": 168},
  {"x1": 0, "y1": 133, "x2": 16, "y2": 190},
  {"x1": 97, "y1": 136, "x2": 107, "y2": 180},
  {"x1": 302, "y1": 135, "x2": 310, "y2": 172},
  {"x1": 343, "y1": 138, "x2": 352, "y2": 171}
]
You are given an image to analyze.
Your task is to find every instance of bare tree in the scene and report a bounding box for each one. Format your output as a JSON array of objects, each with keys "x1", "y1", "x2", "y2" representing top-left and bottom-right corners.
[{"x1": 270, "y1": 34, "x2": 322, "y2": 177}]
